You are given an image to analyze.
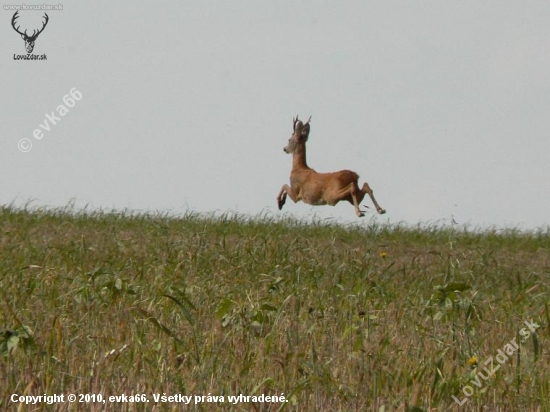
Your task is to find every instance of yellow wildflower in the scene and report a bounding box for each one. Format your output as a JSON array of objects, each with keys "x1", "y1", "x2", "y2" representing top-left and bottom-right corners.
[{"x1": 467, "y1": 355, "x2": 478, "y2": 368}]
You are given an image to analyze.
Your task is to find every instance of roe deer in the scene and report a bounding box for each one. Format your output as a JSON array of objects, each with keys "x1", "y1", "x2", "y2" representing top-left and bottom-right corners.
[{"x1": 277, "y1": 116, "x2": 386, "y2": 217}]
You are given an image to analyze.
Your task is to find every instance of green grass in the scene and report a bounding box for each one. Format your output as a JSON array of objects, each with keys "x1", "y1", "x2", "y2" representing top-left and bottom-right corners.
[{"x1": 0, "y1": 205, "x2": 549, "y2": 411}]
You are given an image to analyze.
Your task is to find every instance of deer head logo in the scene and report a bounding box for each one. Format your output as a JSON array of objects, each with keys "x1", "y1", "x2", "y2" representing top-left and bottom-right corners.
[{"x1": 11, "y1": 11, "x2": 49, "y2": 54}]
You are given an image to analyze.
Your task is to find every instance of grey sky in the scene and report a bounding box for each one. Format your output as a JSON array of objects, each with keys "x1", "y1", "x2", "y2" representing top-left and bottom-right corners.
[{"x1": 2, "y1": 1, "x2": 549, "y2": 229}]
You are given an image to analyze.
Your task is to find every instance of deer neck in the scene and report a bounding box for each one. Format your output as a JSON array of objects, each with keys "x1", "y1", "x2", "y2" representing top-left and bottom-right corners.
[{"x1": 292, "y1": 143, "x2": 309, "y2": 171}]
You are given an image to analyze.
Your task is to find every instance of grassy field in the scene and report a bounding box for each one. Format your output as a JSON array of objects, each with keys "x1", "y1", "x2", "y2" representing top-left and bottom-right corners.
[{"x1": 0, "y1": 206, "x2": 549, "y2": 411}]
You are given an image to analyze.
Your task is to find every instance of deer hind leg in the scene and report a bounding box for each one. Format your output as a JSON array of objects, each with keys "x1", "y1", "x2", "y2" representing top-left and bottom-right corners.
[
  {"x1": 332, "y1": 182, "x2": 366, "y2": 217},
  {"x1": 277, "y1": 184, "x2": 298, "y2": 210},
  {"x1": 349, "y1": 182, "x2": 366, "y2": 217},
  {"x1": 361, "y1": 182, "x2": 386, "y2": 214}
]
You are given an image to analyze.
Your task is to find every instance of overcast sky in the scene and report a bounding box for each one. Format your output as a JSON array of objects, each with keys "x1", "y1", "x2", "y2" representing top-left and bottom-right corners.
[{"x1": 2, "y1": 1, "x2": 549, "y2": 230}]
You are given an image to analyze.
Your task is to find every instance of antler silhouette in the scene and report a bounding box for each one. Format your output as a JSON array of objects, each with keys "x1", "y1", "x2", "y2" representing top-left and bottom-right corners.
[{"x1": 11, "y1": 11, "x2": 49, "y2": 53}]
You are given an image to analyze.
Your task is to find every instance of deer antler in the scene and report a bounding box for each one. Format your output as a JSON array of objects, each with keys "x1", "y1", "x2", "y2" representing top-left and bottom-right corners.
[
  {"x1": 11, "y1": 11, "x2": 25, "y2": 37},
  {"x1": 31, "y1": 13, "x2": 49, "y2": 39},
  {"x1": 11, "y1": 11, "x2": 49, "y2": 40}
]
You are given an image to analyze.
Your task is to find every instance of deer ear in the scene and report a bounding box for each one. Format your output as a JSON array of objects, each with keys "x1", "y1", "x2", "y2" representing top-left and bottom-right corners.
[
  {"x1": 293, "y1": 121, "x2": 304, "y2": 135},
  {"x1": 302, "y1": 123, "x2": 310, "y2": 138}
]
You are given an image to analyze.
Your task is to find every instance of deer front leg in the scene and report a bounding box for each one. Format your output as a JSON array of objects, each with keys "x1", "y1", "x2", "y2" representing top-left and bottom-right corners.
[
  {"x1": 361, "y1": 182, "x2": 386, "y2": 214},
  {"x1": 277, "y1": 184, "x2": 297, "y2": 210}
]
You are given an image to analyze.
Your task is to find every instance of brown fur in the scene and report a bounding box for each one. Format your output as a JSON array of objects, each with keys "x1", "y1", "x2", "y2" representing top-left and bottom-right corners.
[{"x1": 277, "y1": 116, "x2": 386, "y2": 217}]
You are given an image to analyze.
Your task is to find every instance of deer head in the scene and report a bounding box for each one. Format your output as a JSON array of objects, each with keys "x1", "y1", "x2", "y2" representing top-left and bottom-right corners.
[
  {"x1": 284, "y1": 115, "x2": 311, "y2": 154},
  {"x1": 11, "y1": 11, "x2": 49, "y2": 54}
]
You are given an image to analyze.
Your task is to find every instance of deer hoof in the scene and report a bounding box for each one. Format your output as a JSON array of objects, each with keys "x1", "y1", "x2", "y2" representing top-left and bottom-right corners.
[
  {"x1": 357, "y1": 211, "x2": 365, "y2": 217},
  {"x1": 377, "y1": 208, "x2": 386, "y2": 215},
  {"x1": 277, "y1": 198, "x2": 285, "y2": 210}
]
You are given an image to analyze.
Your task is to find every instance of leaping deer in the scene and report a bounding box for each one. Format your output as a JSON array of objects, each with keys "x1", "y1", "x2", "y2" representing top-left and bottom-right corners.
[{"x1": 277, "y1": 116, "x2": 386, "y2": 217}]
